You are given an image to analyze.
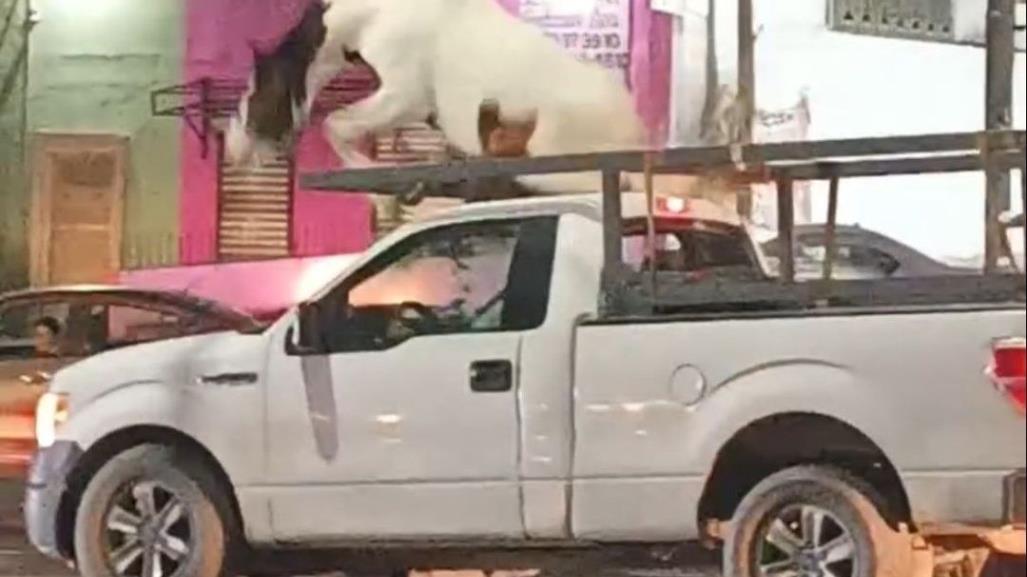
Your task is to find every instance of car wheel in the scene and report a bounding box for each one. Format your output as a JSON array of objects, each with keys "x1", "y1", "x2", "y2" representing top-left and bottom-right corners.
[
  {"x1": 724, "y1": 466, "x2": 910, "y2": 577},
  {"x1": 74, "y1": 444, "x2": 233, "y2": 577}
]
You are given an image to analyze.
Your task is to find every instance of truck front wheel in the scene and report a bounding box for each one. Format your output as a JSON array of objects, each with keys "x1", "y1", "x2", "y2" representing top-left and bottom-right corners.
[
  {"x1": 73, "y1": 444, "x2": 232, "y2": 577},
  {"x1": 723, "y1": 466, "x2": 911, "y2": 577}
]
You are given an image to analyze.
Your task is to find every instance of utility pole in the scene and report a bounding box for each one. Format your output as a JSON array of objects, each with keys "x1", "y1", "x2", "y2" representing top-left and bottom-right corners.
[
  {"x1": 699, "y1": 0, "x2": 719, "y2": 143},
  {"x1": 736, "y1": 0, "x2": 756, "y2": 218},
  {"x1": 984, "y1": 0, "x2": 1015, "y2": 272}
]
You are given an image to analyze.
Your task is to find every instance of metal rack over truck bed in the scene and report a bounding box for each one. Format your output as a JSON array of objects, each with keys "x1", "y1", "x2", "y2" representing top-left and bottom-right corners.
[{"x1": 301, "y1": 129, "x2": 1027, "y2": 317}]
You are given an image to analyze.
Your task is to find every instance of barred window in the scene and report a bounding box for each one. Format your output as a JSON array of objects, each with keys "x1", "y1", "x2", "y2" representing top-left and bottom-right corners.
[
  {"x1": 216, "y1": 144, "x2": 294, "y2": 261},
  {"x1": 829, "y1": 0, "x2": 955, "y2": 42}
]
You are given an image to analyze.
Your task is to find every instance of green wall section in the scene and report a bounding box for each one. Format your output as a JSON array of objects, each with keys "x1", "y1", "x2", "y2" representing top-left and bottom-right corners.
[
  {"x1": 0, "y1": 0, "x2": 28, "y2": 289},
  {"x1": 27, "y1": 0, "x2": 185, "y2": 270}
]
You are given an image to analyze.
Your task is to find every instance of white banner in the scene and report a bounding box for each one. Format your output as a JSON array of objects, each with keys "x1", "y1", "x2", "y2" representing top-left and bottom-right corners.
[{"x1": 518, "y1": 0, "x2": 633, "y2": 75}]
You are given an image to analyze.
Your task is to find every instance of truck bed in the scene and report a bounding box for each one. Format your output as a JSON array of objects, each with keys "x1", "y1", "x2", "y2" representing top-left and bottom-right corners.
[{"x1": 570, "y1": 306, "x2": 1025, "y2": 539}]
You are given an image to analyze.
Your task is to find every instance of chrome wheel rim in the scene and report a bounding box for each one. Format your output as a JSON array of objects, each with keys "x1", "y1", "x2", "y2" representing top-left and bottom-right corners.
[
  {"x1": 756, "y1": 504, "x2": 858, "y2": 577},
  {"x1": 103, "y1": 480, "x2": 193, "y2": 577}
]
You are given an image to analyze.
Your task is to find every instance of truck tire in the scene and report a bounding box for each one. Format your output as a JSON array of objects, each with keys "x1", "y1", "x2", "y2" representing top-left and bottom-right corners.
[
  {"x1": 723, "y1": 466, "x2": 910, "y2": 577},
  {"x1": 73, "y1": 444, "x2": 233, "y2": 577},
  {"x1": 981, "y1": 554, "x2": 1025, "y2": 577}
]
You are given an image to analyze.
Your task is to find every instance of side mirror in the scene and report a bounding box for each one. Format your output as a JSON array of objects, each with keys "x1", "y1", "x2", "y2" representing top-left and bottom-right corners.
[{"x1": 286, "y1": 302, "x2": 325, "y2": 355}]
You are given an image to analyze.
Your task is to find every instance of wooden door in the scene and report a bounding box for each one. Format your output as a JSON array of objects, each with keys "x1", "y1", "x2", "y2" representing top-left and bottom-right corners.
[{"x1": 30, "y1": 134, "x2": 126, "y2": 286}]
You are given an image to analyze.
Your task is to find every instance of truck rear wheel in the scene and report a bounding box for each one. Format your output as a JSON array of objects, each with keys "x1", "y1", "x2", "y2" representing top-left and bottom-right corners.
[
  {"x1": 74, "y1": 444, "x2": 233, "y2": 577},
  {"x1": 723, "y1": 466, "x2": 910, "y2": 577}
]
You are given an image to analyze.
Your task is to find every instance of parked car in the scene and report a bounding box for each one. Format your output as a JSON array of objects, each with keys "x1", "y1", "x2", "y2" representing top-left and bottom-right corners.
[
  {"x1": 761, "y1": 224, "x2": 973, "y2": 280},
  {"x1": 21, "y1": 196, "x2": 1025, "y2": 577},
  {"x1": 1, "y1": 286, "x2": 260, "y2": 480}
]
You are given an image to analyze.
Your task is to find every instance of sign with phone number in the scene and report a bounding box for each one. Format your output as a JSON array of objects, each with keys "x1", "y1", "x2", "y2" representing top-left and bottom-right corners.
[{"x1": 518, "y1": 0, "x2": 633, "y2": 75}]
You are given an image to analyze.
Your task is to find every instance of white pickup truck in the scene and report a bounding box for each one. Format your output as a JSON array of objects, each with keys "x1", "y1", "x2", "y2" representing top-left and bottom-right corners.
[{"x1": 23, "y1": 194, "x2": 1026, "y2": 577}]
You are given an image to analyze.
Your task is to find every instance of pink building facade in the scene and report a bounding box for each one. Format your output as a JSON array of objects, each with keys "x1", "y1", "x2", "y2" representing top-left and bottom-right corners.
[{"x1": 177, "y1": 0, "x2": 672, "y2": 265}]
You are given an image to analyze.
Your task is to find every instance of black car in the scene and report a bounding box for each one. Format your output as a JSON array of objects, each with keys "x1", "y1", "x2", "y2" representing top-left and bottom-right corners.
[{"x1": 761, "y1": 224, "x2": 975, "y2": 280}]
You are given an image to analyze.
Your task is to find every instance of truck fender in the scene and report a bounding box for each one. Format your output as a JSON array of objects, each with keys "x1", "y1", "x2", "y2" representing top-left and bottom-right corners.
[
  {"x1": 59, "y1": 380, "x2": 258, "y2": 488},
  {"x1": 682, "y1": 359, "x2": 903, "y2": 476}
]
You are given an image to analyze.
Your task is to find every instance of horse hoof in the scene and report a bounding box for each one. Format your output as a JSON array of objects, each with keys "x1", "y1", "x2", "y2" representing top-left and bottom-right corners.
[{"x1": 401, "y1": 182, "x2": 427, "y2": 206}]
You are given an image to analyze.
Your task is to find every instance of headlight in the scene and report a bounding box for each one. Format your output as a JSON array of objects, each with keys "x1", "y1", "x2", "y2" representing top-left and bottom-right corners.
[
  {"x1": 20, "y1": 371, "x2": 52, "y2": 386},
  {"x1": 36, "y1": 392, "x2": 70, "y2": 449}
]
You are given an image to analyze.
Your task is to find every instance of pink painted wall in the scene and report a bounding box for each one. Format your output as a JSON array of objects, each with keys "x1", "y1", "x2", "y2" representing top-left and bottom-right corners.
[
  {"x1": 630, "y1": 0, "x2": 673, "y2": 145},
  {"x1": 178, "y1": 0, "x2": 670, "y2": 264}
]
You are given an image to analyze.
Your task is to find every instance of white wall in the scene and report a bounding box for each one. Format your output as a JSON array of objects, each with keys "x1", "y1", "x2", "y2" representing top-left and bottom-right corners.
[{"x1": 692, "y1": 0, "x2": 1025, "y2": 260}]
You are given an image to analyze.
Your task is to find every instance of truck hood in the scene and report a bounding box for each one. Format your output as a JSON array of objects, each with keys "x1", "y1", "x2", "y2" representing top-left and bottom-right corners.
[{"x1": 49, "y1": 331, "x2": 269, "y2": 406}]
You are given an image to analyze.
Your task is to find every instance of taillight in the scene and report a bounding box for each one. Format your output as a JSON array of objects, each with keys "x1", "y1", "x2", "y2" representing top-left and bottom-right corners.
[
  {"x1": 655, "y1": 196, "x2": 689, "y2": 215},
  {"x1": 988, "y1": 338, "x2": 1026, "y2": 415}
]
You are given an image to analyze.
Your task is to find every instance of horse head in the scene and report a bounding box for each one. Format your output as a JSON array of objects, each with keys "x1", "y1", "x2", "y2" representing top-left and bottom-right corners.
[{"x1": 226, "y1": 1, "x2": 344, "y2": 165}]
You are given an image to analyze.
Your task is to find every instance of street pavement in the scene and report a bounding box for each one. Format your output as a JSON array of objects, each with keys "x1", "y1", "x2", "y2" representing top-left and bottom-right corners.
[
  {"x1": 3, "y1": 528, "x2": 1024, "y2": 577},
  {"x1": 1, "y1": 529, "x2": 71, "y2": 577},
  {"x1": 2, "y1": 528, "x2": 719, "y2": 577}
]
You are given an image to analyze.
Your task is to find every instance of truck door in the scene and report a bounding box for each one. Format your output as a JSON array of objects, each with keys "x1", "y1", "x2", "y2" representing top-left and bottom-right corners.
[{"x1": 265, "y1": 217, "x2": 558, "y2": 541}]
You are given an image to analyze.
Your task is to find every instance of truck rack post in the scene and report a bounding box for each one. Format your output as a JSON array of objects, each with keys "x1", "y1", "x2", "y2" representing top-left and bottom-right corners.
[
  {"x1": 736, "y1": 0, "x2": 756, "y2": 218},
  {"x1": 601, "y1": 169, "x2": 624, "y2": 313},
  {"x1": 643, "y1": 152, "x2": 659, "y2": 302},
  {"x1": 985, "y1": 0, "x2": 1016, "y2": 273},
  {"x1": 1020, "y1": 159, "x2": 1026, "y2": 262},
  {"x1": 822, "y1": 174, "x2": 841, "y2": 282},
  {"x1": 776, "y1": 177, "x2": 796, "y2": 283}
]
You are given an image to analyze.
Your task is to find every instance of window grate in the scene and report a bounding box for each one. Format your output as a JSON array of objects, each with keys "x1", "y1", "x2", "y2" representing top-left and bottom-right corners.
[
  {"x1": 829, "y1": 0, "x2": 955, "y2": 42},
  {"x1": 216, "y1": 144, "x2": 294, "y2": 261}
]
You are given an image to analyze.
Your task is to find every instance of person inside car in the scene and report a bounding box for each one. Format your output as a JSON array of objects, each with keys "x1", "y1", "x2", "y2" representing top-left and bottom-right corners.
[{"x1": 32, "y1": 317, "x2": 63, "y2": 358}]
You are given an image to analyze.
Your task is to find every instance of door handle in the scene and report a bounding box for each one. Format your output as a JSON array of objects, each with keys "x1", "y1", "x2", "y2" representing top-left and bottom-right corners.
[{"x1": 470, "y1": 360, "x2": 513, "y2": 393}]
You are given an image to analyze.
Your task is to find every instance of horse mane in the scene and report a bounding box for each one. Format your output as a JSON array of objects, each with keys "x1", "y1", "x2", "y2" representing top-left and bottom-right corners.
[{"x1": 255, "y1": 2, "x2": 327, "y2": 68}]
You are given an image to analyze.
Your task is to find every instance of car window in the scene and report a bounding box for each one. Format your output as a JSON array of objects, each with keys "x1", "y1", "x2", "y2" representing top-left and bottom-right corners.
[
  {"x1": 107, "y1": 305, "x2": 186, "y2": 345},
  {"x1": 791, "y1": 240, "x2": 901, "y2": 279},
  {"x1": 323, "y1": 217, "x2": 557, "y2": 351},
  {"x1": 840, "y1": 245, "x2": 901, "y2": 276},
  {"x1": 350, "y1": 234, "x2": 518, "y2": 316},
  {"x1": 623, "y1": 221, "x2": 759, "y2": 281},
  {"x1": 0, "y1": 301, "x2": 73, "y2": 358},
  {"x1": 0, "y1": 304, "x2": 34, "y2": 345}
]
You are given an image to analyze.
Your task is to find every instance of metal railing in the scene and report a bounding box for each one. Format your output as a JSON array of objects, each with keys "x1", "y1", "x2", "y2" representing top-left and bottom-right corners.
[{"x1": 150, "y1": 66, "x2": 380, "y2": 158}]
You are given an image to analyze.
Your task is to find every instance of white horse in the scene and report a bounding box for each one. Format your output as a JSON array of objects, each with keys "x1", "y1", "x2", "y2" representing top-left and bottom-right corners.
[{"x1": 227, "y1": 0, "x2": 728, "y2": 200}]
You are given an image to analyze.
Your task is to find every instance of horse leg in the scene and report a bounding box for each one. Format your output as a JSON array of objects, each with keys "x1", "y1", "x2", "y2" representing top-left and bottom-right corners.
[
  {"x1": 323, "y1": 85, "x2": 430, "y2": 167},
  {"x1": 304, "y1": 52, "x2": 350, "y2": 119}
]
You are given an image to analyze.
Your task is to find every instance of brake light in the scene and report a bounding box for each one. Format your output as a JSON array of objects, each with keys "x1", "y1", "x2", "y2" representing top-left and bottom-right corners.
[
  {"x1": 655, "y1": 196, "x2": 689, "y2": 215},
  {"x1": 988, "y1": 338, "x2": 1026, "y2": 415}
]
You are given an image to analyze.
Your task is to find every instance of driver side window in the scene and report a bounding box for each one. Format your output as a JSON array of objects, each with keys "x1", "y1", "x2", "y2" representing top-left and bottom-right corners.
[{"x1": 325, "y1": 217, "x2": 557, "y2": 351}]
